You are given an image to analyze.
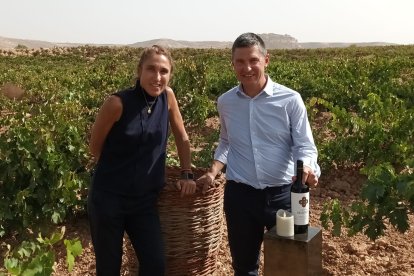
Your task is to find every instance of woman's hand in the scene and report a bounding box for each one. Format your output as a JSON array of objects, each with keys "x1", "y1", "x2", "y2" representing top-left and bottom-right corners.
[{"x1": 175, "y1": 179, "x2": 196, "y2": 197}]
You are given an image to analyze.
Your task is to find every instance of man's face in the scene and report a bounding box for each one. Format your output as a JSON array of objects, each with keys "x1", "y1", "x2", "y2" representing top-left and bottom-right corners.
[{"x1": 232, "y1": 45, "x2": 269, "y2": 91}]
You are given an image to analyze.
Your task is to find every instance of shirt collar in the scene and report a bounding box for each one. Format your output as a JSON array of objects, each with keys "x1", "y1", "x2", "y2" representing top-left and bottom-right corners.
[
  {"x1": 236, "y1": 75, "x2": 274, "y2": 97},
  {"x1": 262, "y1": 76, "x2": 274, "y2": 96}
]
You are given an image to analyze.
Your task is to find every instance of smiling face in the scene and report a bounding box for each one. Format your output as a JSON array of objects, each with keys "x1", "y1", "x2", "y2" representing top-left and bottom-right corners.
[
  {"x1": 138, "y1": 52, "x2": 172, "y2": 97},
  {"x1": 232, "y1": 45, "x2": 269, "y2": 97}
]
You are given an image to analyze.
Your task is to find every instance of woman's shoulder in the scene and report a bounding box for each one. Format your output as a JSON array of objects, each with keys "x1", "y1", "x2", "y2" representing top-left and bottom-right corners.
[
  {"x1": 165, "y1": 86, "x2": 176, "y2": 111},
  {"x1": 165, "y1": 86, "x2": 177, "y2": 102},
  {"x1": 102, "y1": 95, "x2": 123, "y2": 116},
  {"x1": 165, "y1": 86, "x2": 174, "y2": 97}
]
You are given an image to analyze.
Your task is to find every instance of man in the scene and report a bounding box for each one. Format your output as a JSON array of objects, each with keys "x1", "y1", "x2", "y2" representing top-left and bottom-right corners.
[{"x1": 197, "y1": 33, "x2": 320, "y2": 276}]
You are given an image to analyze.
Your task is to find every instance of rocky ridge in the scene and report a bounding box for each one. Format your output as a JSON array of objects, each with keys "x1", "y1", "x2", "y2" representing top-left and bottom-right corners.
[{"x1": 0, "y1": 33, "x2": 397, "y2": 50}]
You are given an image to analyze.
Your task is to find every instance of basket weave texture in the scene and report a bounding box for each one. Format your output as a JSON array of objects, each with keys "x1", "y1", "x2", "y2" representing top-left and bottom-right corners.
[{"x1": 158, "y1": 167, "x2": 225, "y2": 276}]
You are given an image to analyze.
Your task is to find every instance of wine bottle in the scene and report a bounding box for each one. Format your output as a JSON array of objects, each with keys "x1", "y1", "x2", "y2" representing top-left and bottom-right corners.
[{"x1": 290, "y1": 160, "x2": 309, "y2": 234}]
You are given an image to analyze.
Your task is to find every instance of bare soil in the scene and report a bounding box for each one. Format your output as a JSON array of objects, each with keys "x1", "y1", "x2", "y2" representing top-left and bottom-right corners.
[{"x1": 46, "y1": 168, "x2": 414, "y2": 276}]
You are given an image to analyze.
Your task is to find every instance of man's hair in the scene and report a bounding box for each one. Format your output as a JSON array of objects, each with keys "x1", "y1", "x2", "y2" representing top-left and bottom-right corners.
[{"x1": 231, "y1": 33, "x2": 267, "y2": 57}]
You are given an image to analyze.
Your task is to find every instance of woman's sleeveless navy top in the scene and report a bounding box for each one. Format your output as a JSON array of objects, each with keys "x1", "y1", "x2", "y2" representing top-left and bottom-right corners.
[{"x1": 92, "y1": 82, "x2": 169, "y2": 196}]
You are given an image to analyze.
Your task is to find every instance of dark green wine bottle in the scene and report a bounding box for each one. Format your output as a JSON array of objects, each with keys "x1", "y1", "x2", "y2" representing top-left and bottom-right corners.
[{"x1": 290, "y1": 160, "x2": 309, "y2": 234}]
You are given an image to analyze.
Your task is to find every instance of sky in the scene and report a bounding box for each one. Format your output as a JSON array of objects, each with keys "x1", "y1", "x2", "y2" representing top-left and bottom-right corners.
[{"x1": 1, "y1": 0, "x2": 413, "y2": 45}]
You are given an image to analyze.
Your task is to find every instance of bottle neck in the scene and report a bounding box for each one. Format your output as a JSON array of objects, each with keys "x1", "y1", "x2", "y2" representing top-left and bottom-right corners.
[
  {"x1": 295, "y1": 160, "x2": 304, "y2": 186},
  {"x1": 296, "y1": 169, "x2": 303, "y2": 186}
]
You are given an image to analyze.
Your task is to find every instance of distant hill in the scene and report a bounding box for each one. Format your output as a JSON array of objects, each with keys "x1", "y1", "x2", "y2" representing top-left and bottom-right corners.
[
  {"x1": 128, "y1": 34, "x2": 302, "y2": 49},
  {"x1": 0, "y1": 36, "x2": 82, "y2": 49},
  {"x1": 129, "y1": 38, "x2": 232, "y2": 49},
  {"x1": 0, "y1": 36, "x2": 116, "y2": 50},
  {"x1": 0, "y1": 34, "x2": 398, "y2": 50},
  {"x1": 299, "y1": 42, "x2": 398, "y2": 49}
]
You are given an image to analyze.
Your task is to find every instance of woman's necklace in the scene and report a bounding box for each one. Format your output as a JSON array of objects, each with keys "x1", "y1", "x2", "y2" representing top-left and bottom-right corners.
[{"x1": 142, "y1": 90, "x2": 158, "y2": 114}]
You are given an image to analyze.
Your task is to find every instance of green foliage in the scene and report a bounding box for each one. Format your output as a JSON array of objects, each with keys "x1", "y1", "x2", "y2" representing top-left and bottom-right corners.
[
  {"x1": 0, "y1": 99, "x2": 90, "y2": 236},
  {"x1": 3, "y1": 227, "x2": 82, "y2": 275},
  {"x1": 172, "y1": 58, "x2": 217, "y2": 126},
  {"x1": 166, "y1": 135, "x2": 181, "y2": 167},
  {"x1": 191, "y1": 128, "x2": 220, "y2": 168},
  {"x1": 64, "y1": 239, "x2": 83, "y2": 272},
  {"x1": 320, "y1": 199, "x2": 349, "y2": 237},
  {"x1": 310, "y1": 91, "x2": 413, "y2": 171},
  {"x1": 321, "y1": 161, "x2": 414, "y2": 240}
]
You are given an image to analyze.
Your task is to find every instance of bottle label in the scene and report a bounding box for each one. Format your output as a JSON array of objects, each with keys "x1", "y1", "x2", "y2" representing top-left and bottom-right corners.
[{"x1": 291, "y1": 192, "x2": 310, "y2": 225}]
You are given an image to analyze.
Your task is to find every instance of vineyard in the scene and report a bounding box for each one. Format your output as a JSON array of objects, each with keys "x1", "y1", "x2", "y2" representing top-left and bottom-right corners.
[{"x1": 0, "y1": 45, "x2": 413, "y2": 275}]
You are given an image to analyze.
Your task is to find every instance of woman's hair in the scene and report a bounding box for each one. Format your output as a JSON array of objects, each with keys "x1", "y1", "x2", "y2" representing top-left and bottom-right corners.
[
  {"x1": 137, "y1": 45, "x2": 174, "y2": 75},
  {"x1": 231, "y1": 33, "x2": 267, "y2": 57}
]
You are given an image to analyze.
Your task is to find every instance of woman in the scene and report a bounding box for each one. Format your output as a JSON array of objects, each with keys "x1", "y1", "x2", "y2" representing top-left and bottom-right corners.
[{"x1": 88, "y1": 45, "x2": 196, "y2": 276}]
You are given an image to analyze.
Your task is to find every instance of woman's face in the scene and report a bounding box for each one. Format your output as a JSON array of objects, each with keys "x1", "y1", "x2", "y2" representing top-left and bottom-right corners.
[{"x1": 138, "y1": 54, "x2": 172, "y2": 97}]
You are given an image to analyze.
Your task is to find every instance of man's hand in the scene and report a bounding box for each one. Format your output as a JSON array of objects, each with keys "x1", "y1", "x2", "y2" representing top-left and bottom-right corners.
[
  {"x1": 291, "y1": 165, "x2": 319, "y2": 188},
  {"x1": 175, "y1": 179, "x2": 196, "y2": 197},
  {"x1": 196, "y1": 172, "x2": 216, "y2": 194}
]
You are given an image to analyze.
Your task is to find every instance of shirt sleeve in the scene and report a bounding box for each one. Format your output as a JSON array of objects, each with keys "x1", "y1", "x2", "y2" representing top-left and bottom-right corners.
[
  {"x1": 290, "y1": 94, "x2": 321, "y2": 177},
  {"x1": 213, "y1": 99, "x2": 229, "y2": 164}
]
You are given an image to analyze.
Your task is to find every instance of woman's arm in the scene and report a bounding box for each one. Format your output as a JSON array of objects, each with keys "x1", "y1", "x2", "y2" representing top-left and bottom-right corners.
[
  {"x1": 167, "y1": 87, "x2": 192, "y2": 171},
  {"x1": 167, "y1": 87, "x2": 196, "y2": 196},
  {"x1": 89, "y1": 95, "x2": 122, "y2": 162}
]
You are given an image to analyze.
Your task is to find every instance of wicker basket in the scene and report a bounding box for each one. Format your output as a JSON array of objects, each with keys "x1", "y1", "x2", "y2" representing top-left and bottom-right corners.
[{"x1": 157, "y1": 167, "x2": 225, "y2": 276}]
